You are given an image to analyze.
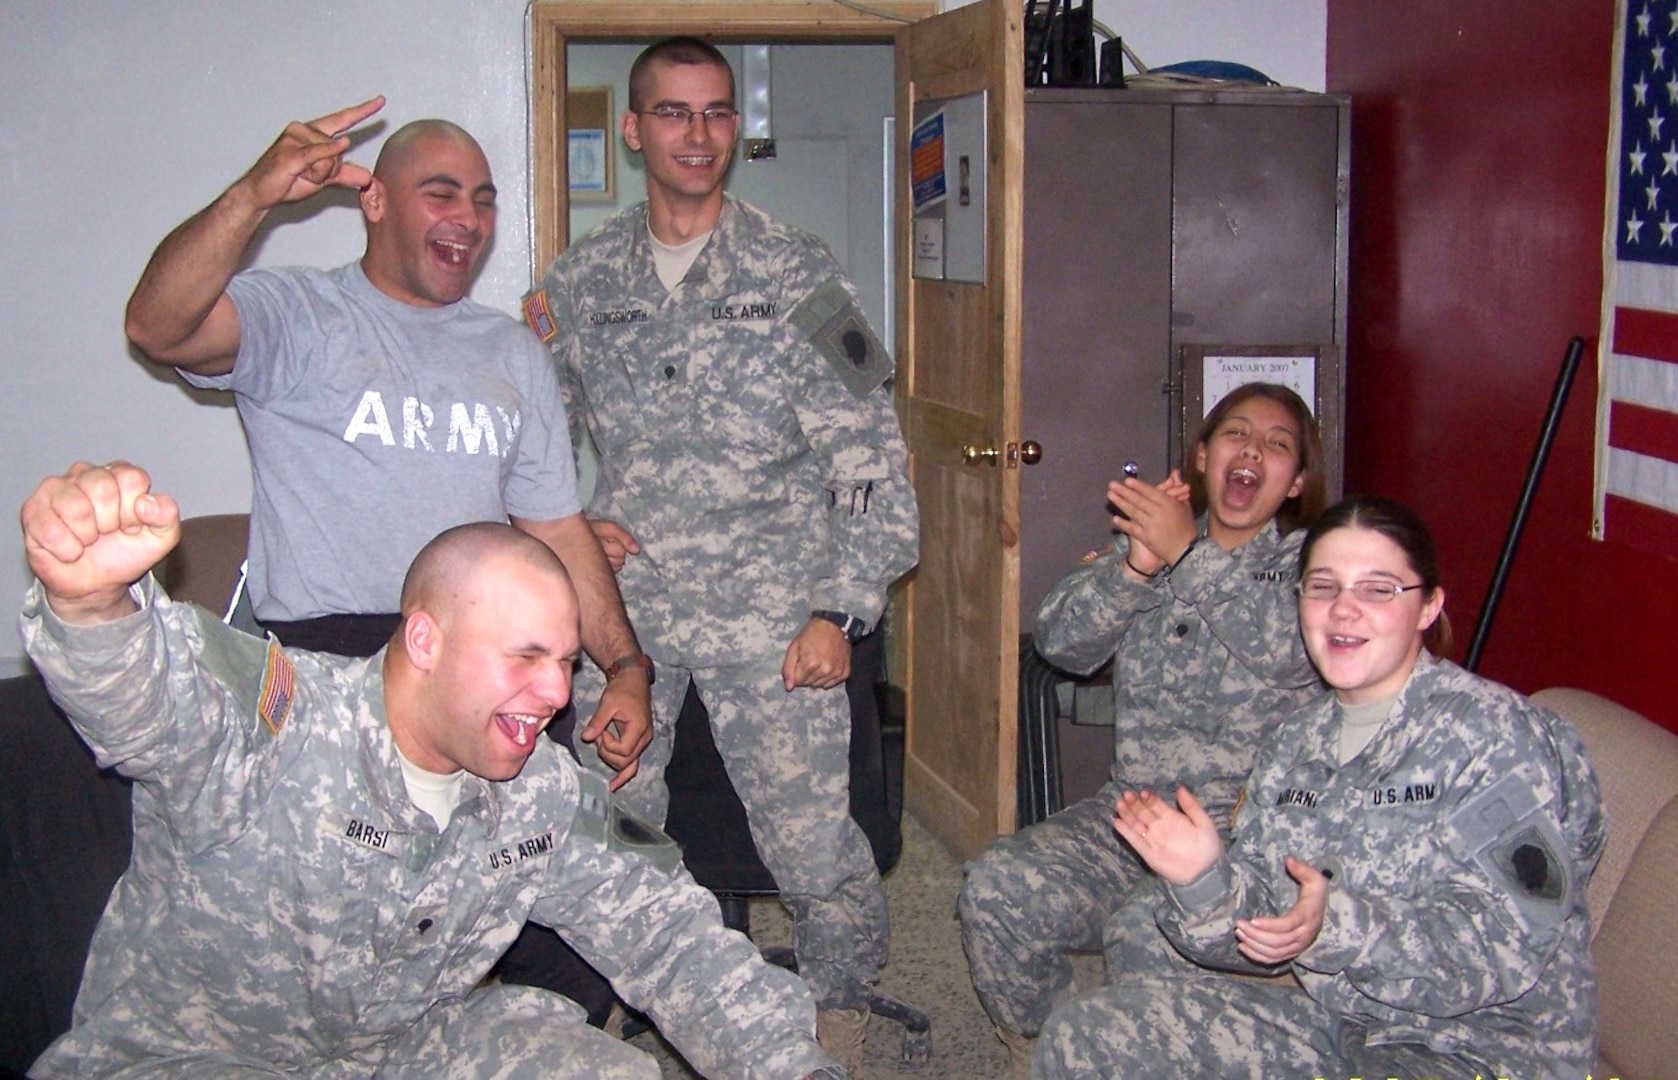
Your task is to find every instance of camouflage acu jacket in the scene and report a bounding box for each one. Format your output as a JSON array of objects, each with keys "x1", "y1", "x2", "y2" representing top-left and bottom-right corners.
[
  {"x1": 21, "y1": 580, "x2": 833, "y2": 1079},
  {"x1": 526, "y1": 196, "x2": 918, "y2": 667}
]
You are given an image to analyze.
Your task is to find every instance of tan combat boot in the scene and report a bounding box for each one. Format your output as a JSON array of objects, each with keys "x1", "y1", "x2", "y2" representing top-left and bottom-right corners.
[
  {"x1": 997, "y1": 1026, "x2": 1036, "y2": 1080},
  {"x1": 817, "y1": 1005, "x2": 870, "y2": 1076}
]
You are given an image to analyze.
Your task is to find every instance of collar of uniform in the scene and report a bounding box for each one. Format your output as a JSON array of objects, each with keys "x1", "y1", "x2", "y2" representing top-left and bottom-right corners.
[
  {"x1": 1165, "y1": 515, "x2": 1288, "y2": 601},
  {"x1": 1391, "y1": 648, "x2": 1443, "y2": 725},
  {"x1": 622, "y1": 203, "x2": 680, "y2": 304},
  {"x1": 1329, "y1": 651, "x2": 1439, "y2": 777},
  {"x1": 354, "y1": 660, "x2": 503, "y2": 835},
  {"x1": 671, "y1": 195, "x2": 750, "y2": 300},
  {"x1": 1290, "y1": 690, "x2": 1343, "y2": 770},
  {"x1": 1222, "y1": 515, "x2": 1286, "y2": 557},
  {"x1": 356, "y1": 662, "x2": 422, "y2": 828}
]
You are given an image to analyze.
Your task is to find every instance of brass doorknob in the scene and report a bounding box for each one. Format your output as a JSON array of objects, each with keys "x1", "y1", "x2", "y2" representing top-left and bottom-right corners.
[{"x1": 963, "y1": 441, "x2": 1043, "y2": 466}]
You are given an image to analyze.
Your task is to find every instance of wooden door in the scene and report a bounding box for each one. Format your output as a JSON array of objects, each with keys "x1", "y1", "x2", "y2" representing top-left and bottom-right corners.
[{"x1": 894, "y1": 0, "x2": 1024, "y2": 860}]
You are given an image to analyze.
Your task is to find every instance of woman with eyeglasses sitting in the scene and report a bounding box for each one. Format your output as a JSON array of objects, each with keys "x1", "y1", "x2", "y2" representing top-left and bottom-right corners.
[{"x1": 1034, "y1": 495, "x2": 1606, "y2": 1079}]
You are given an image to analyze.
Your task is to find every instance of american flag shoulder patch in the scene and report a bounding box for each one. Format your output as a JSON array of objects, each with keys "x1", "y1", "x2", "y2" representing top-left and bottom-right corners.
[
  {"x1": 523, "y1": 289, "x2": 558, "y2": 343},
  {"x1": 256, "y1": 639, "x2": 295, "y2": 737}
]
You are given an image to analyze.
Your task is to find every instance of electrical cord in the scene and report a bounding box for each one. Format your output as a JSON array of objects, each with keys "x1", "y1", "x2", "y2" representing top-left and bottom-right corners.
[{"x1": 1090, "y1": 19, "x2": 1151, "y2": 75}]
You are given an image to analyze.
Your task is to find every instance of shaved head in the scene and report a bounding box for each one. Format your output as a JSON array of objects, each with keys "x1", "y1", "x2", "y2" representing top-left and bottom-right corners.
[
  {"x1": 374, "y1": 119, "x2": 481, "y2": 180},
  {"x1": 400, "y1": 522, "x2": 570, "y2": 624}
]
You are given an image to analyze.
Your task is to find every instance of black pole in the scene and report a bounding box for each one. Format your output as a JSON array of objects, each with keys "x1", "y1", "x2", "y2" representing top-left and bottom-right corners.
[{"x1": 1464, "y1": 336, "x2": 1586, "y2": 672}]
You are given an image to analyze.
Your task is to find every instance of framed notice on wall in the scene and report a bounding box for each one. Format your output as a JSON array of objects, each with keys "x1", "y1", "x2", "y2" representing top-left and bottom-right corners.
[
  {"x1": 1175, "y1": 344, "x2": 1344, "y2": 502},
  {"x1": 567, "y1": 85, "x2": 613, "y2": 201}
]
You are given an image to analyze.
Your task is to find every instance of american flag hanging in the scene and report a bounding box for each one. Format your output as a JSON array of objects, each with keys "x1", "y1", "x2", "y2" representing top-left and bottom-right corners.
[{"x1": 1598, "y1": 0, "x2": 1678, "y2": 558}]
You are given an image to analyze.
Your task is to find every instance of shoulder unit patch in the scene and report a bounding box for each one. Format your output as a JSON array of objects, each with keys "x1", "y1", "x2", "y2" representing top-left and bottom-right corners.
[{"x1": 789, "y1": 277, "x2": 893, "y2": 398}]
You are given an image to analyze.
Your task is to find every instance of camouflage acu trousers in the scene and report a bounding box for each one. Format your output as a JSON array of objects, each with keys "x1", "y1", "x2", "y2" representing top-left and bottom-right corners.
[
  {"x1": 77, "y1": 984, "x2": 660, "y2": 1079},
  {"x1": 573, "y1": 654, "x2": 887, "y2": 1011},
  {"x1": 1034, "y1": 895, "x2": 1482, "y2": 1079},
  {"x1": 958, "y1": 783, "x2": 1153, "y2": 1036},
  {"x1": 1034, "y1": 970, "x2": 1480, "y2": 1079}
]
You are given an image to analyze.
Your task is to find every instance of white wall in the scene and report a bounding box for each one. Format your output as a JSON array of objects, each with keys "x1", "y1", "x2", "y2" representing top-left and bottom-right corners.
[{"x1": 0, "y1": 0, "x2": 1324, "y2": 669}]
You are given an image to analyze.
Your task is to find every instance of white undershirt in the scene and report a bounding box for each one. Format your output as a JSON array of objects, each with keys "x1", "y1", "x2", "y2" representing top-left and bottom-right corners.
[
  {"x1": 396, "y1": 744, "x2": 467, "y2": 831},
  {"x1": 1336, "y1": 693, "x2": 1400, "y2": 765},
  {"x1": 649, "y1": 224, "x2": 712, "y2": 293}
]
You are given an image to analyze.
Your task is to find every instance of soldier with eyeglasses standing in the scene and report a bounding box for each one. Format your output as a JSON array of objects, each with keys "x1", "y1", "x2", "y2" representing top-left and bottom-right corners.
[{"x1": 521, "y1": 36, "x2": 919, "y2": 1071}]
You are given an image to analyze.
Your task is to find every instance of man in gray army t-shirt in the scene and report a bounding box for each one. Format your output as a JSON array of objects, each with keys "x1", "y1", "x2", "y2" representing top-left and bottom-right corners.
[
  {"x1": 124, "y1": 96, "x2": 653, "y2": 782},
  {"x1": 19, "y1": 460, "x2": 840, "y2": 1080}
]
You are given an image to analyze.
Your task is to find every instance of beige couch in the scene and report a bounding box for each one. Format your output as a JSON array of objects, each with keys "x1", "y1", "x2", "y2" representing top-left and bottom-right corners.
[{"x1": 1533, "y1": 688, "x2": 1678, "y2": 1080}]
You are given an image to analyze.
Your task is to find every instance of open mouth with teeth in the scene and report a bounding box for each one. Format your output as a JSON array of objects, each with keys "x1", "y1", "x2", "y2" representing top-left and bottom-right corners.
[
  {"x1": 1222, "y1": 466, "x2": 1262, "y2": 509},
  {"x1": 494, "y1": 713, "x2": 548, "y2": 754},
  {"x1": 431, "y1": 238, "x2": 472, "y2": 267}
]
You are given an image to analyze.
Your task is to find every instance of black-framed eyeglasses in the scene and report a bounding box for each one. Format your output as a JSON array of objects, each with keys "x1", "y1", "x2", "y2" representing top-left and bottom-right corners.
[
  {"x1": 639, "y1": 105, "x2": 739, "y2": 128},
  {"x1": 1296, "y1": 579, "x2": 1428, "y2": 604}
]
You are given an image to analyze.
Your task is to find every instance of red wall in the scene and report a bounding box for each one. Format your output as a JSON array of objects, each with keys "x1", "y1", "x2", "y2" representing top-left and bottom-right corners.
[{"x1": 1328, "y1": 1, "x2": 1678, "y2": 732}]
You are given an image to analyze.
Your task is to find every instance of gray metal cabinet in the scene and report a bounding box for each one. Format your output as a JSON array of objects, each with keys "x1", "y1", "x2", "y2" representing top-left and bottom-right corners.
[{"x1": 1018, "y1": 87, "x2": 1350, "y2": 625}]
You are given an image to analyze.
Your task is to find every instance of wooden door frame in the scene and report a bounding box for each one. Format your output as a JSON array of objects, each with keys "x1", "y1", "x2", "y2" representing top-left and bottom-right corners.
[{"x1": 528, "y1": 0, "x2": 939, "y2": 272}]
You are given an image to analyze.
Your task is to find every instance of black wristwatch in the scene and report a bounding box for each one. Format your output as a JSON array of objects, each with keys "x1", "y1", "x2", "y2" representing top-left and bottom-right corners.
[{"x1": 811, "y1": 609, "x2": 868, "y2": 642}]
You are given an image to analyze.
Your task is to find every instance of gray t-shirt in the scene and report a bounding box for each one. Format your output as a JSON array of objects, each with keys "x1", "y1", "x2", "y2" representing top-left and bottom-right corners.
[{"x1": 184, "y1": 262, "x2": 580, "y2": 621}]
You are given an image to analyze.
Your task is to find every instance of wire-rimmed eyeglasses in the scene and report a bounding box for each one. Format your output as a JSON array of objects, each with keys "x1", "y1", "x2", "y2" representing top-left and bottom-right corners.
[
  {"x1": 639, "y1": 106, "x2": 739, "y2": 128},
  {"x1": 1296, "y1": 579, "x2": 1428, "y2": 604}
]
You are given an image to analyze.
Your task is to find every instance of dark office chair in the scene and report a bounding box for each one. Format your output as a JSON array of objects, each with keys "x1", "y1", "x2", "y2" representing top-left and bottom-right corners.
[
  {"x1": 1016, "y1": 636, "x2": 1116, "y2": 828},
  {"x1": 0, "y1": 672, "x2": 132, "y2": 1077},
  {"x1": 661, "y1": 631, "x2": 932, "y2": 1064},
  {"x1": 0, "y1": 515, "x2": 249, "y2": 1076}
]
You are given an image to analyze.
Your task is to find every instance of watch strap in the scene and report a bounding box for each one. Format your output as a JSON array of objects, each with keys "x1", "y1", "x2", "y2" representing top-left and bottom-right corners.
[
  {"x1": 605, "y1": 652, "x2": 655, "y2": 684},
  {"x1": 811, "y1": 610, "x2": 867, "y2": 642}
]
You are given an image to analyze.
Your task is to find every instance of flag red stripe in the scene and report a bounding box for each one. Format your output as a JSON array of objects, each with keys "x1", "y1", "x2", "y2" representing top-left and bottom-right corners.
[
  {"x1": 1609, "y1": 400, "x2": 1678, "y2": 463},
  {"x1": 1605, "y1": 493, "x2": 1678, "y2": 559},
  {"x1": 1614, "y1": 306, "x2": 1678, "y2": 364}
]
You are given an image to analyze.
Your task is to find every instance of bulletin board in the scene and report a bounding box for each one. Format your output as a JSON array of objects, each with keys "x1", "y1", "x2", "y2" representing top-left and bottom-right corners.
[
  {"x1": 909, "y1": 90, "x2": 987, "y2": 283},
  {"x1": 567, "y1": 86, "x2": 613, "y2": 201}
]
